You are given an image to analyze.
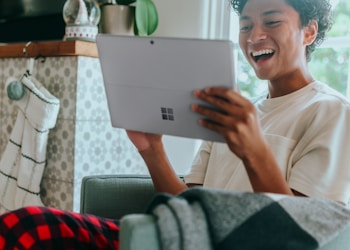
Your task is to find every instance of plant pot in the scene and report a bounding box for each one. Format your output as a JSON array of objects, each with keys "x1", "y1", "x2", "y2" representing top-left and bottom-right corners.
[{"x1": 99, "y1": 4, "x2": 134, "y2": 35}]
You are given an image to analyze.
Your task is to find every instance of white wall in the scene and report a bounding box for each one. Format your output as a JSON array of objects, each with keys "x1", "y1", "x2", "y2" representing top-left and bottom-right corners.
[
  {"x1": 153, "y1": 0, "x2": 211, "y2": 39},
  {"x1": 153, "y1": 0, "x2": 233, "y2": 39}
]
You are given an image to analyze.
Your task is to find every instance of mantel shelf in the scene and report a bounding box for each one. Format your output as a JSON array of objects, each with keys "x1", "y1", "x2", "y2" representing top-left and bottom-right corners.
[{"x1": 0, "y1": 40, "x2": 98, "y2": 58}]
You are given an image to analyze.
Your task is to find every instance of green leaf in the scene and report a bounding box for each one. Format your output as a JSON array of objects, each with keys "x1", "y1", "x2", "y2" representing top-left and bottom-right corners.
[{"x1": 135, "y1": 0, "x2": 158, "y2": 36}]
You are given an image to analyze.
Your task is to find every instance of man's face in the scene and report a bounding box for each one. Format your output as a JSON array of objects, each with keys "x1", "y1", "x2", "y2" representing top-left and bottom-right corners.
[{"x1": 238, "y1": 0, "x2": 308, "y2": 81}]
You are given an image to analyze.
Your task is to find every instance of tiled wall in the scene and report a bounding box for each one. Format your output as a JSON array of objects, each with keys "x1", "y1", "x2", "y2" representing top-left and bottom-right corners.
[
  {"x1": 0, "y1": 55, "x2": 198, "y2": 212},
  {"x1": 0, "y1": 56, "x2": 148, "y2": 212}
]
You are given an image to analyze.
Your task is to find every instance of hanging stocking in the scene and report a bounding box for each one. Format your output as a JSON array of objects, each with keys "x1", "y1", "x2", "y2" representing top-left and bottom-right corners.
[{"x1": 0, "y1": 71, "x2": 60, "y2": 214}]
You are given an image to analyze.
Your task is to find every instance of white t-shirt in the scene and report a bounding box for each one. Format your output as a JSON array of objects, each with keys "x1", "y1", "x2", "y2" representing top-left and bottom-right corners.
[{"x1": 184, "y1": 81, "x2": 350, "y2": 206}]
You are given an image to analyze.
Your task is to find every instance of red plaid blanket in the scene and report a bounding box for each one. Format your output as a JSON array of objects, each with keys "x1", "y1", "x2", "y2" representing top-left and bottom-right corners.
[{"x1": 0, "y1": 206, "x2": 120, "y2": 249}]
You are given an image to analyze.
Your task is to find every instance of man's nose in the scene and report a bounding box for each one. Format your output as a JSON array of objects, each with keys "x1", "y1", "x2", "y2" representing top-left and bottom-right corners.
[{"x1": 247, "y1": 26, "x2": 267, "y2": 44}]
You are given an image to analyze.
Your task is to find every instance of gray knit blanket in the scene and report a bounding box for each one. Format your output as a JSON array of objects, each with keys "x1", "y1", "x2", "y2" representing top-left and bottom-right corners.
[{"x1": 146, "y1": 187, "x2": 350, "y2": 250}]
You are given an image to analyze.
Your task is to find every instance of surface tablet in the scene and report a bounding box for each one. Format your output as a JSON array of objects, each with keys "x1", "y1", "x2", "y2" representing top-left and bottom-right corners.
[{"x1": 97, "y1": 34, "x2": 236, "y2": 142}]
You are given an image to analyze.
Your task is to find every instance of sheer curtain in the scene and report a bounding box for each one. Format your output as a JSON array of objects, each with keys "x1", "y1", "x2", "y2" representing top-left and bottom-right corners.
[{"x1": 206, "y1": 0, "x2": 233, "y2": 40}]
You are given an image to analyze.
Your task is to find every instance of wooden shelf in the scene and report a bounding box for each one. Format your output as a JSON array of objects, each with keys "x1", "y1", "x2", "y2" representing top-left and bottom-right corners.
[{"x1": 0, "y1": 40, "x2": 98, "y2": 58}]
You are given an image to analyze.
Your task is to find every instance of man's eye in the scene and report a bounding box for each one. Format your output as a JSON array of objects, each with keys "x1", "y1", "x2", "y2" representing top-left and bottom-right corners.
[
  {"x1": 240, "y1": 25, "x2": 251, "y2": 32},
  {"x1": 266, "y1": 21, "x2": 281, "y2": 26}
]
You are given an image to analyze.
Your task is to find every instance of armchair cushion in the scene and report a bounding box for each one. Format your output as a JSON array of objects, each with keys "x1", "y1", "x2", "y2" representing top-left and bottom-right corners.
[{"x1": 80, "y1": 175, "x2": 156, "y2": 219}]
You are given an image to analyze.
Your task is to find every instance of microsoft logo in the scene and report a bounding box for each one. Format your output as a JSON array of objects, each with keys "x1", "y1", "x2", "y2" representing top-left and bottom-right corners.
[{"x1": 161, "y1": 107, "x2": 175, "y2": 121}]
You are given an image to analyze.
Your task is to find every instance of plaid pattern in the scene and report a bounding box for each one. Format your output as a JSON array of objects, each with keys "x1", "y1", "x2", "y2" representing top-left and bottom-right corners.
[{"x1": 0, "y1": 206, "x2": 119, "y2": 250}]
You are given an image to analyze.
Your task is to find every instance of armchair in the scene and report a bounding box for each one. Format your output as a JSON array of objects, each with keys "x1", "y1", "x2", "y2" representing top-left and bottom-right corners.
[
  {"x1": 80, "y1": 175, "x2": 350, "y2": 250},
  {"x1": 80, "y1": 175, "x2": 160, "y2": 250}
]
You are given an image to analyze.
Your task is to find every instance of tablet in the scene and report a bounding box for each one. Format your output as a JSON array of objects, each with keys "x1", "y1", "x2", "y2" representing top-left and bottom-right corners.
[{"x1": 97, "y1": 34, "x2": 236, "y2": 142}]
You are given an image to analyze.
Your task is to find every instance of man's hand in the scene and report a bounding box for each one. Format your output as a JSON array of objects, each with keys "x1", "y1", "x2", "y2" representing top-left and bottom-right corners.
[
  {"x1": 192, "y1": 87, "x2": 266, "y2": 162},
  {"x1": 126, "y1": 130, "x2": 162, "y2": 152}
]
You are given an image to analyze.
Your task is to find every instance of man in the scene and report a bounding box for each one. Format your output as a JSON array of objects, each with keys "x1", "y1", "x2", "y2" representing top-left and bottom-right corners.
[
  {"x1": 1, "y1": 0, "x2": 349, "y2": 249},
  {"x1": 127, "y1": 0, "x2": 350, "y2": 205}
]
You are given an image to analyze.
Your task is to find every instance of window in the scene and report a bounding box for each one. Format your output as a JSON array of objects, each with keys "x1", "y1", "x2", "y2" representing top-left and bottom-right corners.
[
  {"x1": 310, "y1": 0, "x2": 350, "y2": 96},
  {"x1": 228, "y1": 0, "x2": 350, "y2": 98}
]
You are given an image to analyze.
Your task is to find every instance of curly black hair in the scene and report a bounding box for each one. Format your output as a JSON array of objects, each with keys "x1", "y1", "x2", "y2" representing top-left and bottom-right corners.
[{"x1": 230, "y1": 0, "x2": 333, "y2": 61}]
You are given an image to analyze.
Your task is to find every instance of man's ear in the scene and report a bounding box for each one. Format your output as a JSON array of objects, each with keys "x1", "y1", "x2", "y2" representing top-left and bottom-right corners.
[{"x1": 303, "y1": 20, "x2": 318, "y2": 46}]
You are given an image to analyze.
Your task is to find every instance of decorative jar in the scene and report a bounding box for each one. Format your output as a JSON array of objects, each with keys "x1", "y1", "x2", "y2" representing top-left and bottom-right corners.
[{"x1": 63, "y1": 0, "x2": 101, "y2": 42}]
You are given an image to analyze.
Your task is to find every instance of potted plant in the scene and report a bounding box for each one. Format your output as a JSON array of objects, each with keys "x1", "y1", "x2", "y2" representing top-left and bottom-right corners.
[
  {"x1": 99, "y1": 0, "x2": 158, "y2": 36},
  {"x1": 117, "y1": 0, "x2": 158, "y2": 36}
]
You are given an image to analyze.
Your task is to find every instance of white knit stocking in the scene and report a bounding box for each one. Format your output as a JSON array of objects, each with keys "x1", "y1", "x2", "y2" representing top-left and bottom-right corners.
[{"x1": 0, "y1": 74, "x2": 60, "y2": 214}]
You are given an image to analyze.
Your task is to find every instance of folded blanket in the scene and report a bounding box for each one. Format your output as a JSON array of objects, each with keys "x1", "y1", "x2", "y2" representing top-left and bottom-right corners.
[{"x1": 147, "y1": 187, "x2": 350, "y2": 250}]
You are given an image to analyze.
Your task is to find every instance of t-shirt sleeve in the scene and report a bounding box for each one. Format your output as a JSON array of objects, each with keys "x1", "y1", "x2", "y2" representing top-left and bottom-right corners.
[
  {"x1": 288, "y1": 101, "x2": 350, "y2": 206},
  {"x1": 183, "y1": 141, "x2": 213, "y2": 185}
]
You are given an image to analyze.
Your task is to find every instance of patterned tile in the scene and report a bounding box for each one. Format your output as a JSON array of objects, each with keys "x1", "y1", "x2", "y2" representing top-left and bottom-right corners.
[
  {"x1": 73, "y1": 120, "x2": 148, "y2": 180},
  {"x1": 35, "y1": 57, "x2": 78, "y2": 120},
  {"x1": 0, "y1": 59, "x2": 3, "y2": 146},
  {"x1": 0, "y1": 114, "x2": 16, "y2": 158},
  {"x1": 44, "y1": 118, "x2": 75, "y2": 183},
  {"x1": 75, "y1": 57, "x2": 110, "y2": 121},
  {"x1": 1, "y1": 58, "x2": 26, "y2": 81},
  {"x1": 1, "y1": 55, "x2": 197, "y2": 212},
  {"x1": 0, "y1": 59, "x2": 3, "y2": 117},
  {"x1": 0, "y1": 58, "x2": 26, "y2": 116},
  {"x1": 40, "y1": 177, "x2": 74, "y2": 211}
]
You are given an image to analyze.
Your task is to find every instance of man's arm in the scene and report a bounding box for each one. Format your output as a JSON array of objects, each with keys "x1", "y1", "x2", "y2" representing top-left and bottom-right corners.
[{"x1": 126, "y1": 130, "x2": 188, "y2": 195}]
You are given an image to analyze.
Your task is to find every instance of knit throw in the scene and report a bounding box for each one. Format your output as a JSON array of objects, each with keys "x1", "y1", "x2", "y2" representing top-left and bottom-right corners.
[{"x1": 147, "y1": 187, "x2": 350, "y2": 250}]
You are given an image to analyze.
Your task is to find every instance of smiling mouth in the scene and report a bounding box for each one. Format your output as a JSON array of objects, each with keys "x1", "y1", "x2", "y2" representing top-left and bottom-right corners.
[{"x1": 251, "y1": 49, "x2": 275, "y2": 62}]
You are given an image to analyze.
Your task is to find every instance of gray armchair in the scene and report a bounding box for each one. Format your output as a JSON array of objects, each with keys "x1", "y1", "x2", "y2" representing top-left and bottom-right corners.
[
  {"x1": 80, "y1": 175, "x2": 156, "y2": 220},
  {"x1": 80, "y1": 175, "x2": 350, "y2": 250}
]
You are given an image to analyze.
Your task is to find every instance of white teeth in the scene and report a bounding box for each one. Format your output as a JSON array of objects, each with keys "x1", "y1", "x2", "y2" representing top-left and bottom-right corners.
[{"x1": 252, "y1": 49, "x2": 274, "y2": 57}]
